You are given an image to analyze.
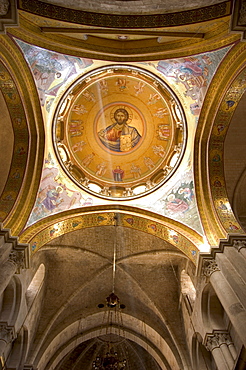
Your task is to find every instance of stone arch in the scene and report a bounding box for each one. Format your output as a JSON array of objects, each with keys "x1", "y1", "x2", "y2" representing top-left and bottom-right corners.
[
  {"x1": 20, "y1": 205, "x2": 202, "y2": 264},
  {"x1": 35, "y1": 312, "x2": 183, "y2": 370},
  {"x1": 0, "y1": 37, "x2": 45, "y2": 235}
]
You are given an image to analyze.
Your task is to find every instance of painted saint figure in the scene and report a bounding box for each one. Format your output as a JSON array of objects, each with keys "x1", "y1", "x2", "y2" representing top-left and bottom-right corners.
[
  {"x1": 98, "y1": 108, "x2": 141, "y2": 152},
  {"x1": 112, "y1": 166, "x2": 124, "y2": 181},
  {"x1": 42, "y1": 186, "x2": 63, "y2": 212}
]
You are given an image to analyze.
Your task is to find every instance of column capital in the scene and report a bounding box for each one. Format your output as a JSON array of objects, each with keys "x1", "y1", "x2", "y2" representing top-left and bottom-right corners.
[
  {"x1": 0, "y1": 323, "x2": 16, "y2": 344},
  {"x1": 215, "y1": 332, "x2": 232, "y2": 346},
  {"x1": 233, "y1": 239, "x2": 246, "y2": 251},
  {"x1": 8, "y1": 250, "x2": 25, "y2": 272},
  {"x1": 202, "y1": 258, "x2": 220, "y2": 277},
  {"x1": 0, "y1": 224, "x2": 30, "y2": 272},
  {"x1": 218, "y1": 234, "x2": 246, "y2": 250},
  {"x1": 204, "y1": 331, "x2": 233, "y2": 350},
  {"x1": 204, "y1": 333, "x2": 220, "y2": 351}
]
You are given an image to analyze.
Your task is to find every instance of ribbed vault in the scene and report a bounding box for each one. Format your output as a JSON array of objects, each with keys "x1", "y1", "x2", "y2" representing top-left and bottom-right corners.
[{"x1": 28, "y1": 226, "x2": 194, "y2": 369}]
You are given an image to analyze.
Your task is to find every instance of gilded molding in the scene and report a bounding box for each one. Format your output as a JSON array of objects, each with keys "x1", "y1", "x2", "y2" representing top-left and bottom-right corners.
[
  {"x1": 7, "y1": 13, "x2": 240, "y2": 62},
  {"x1": 19, "y1": 206, "x2": 202, "y2": 264},
  {"x1": 0, "y1": 49, "x2": 29, "y2": 226},
  {"x1": 17, "y1": 0, "x2": 232, "y2": 29},
  {"x1": 194, "y1": 42, "x2": 246, "y2": 245},
  {"x1": 0, "y1": 35, "x2": 45, "y2": 235}
]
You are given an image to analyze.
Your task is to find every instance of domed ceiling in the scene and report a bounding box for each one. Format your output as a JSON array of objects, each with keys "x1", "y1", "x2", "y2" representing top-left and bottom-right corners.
[
  {"x1": 54, "y1": 65, "x2": 186, "y2": 199},
  {"x1": 0, "y1": 2, "x2": 246, "y2": 370},
  {"x1": 15, "y1": 38, "x2": 232, "y2": 237}
]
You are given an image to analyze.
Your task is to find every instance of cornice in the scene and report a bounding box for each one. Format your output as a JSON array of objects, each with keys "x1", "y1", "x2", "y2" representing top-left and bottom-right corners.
[
  {"x1": 17, "y1": 0, "x2": 232, "y2": 29},
  {"x1": 196, "y1": 233, "x2": 246, "y2": 276},
  {"x1": 6, "y1": 11, "x2": 240, "y2": 62}
]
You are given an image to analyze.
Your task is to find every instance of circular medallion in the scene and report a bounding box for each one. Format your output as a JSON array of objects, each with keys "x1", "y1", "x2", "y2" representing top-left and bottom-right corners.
[{"x1": 53, "y1": 65, "x2": 186, "y2": 199}]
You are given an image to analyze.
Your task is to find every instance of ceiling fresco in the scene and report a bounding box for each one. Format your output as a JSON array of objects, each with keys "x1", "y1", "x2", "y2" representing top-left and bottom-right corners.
[
  {"x1": 15, "y1": 39, "x2": 231, "y2": 237},
  {"x1": 53, "y1": 65, "x2": 186, "y2": 199}
]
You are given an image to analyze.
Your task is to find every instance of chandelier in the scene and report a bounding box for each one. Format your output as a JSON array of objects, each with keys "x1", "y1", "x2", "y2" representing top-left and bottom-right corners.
[
  {"x1": 92, "y1": 216, "x2": 127, "y2": 369},
  {"x1": 92, "y1": 347, "x2": 126, "y2": 369},
  {"x1": 92, "y1": 292, "x2": 127, "y2": 370}
]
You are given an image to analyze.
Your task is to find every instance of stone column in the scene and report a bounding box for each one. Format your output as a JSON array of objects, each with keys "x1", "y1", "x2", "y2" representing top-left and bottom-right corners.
[
  {"x1": 205, "y1": 333, "x2": 230, "y2": 370},
  {"x1": 0, "y1": 259, "x2": 17, "y2": 296},
  {"x1": 205, "y1": 332, "x2": 236, "y2": 370},
  {"x1": 216, "y1": 333, "x2": 235, "y2": 368},
  {"x1": 228, "y1": 341, "x2": 237, "y2": 360},
  {"x1": 0, "y1": 250, "x2": 25, "y2": 296},
  {"x1": 215, "y1": 252, "x2": 246, "y2": 309},
  {"x1": 203, "y1": 259, "x2": 246, "y2": 347},
  {"x1": 0, "y1": 240, "x2": 12, "y2": 264}
]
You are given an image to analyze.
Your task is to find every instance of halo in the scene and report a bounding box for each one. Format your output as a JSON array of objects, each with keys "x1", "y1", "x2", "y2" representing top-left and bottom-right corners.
[{"x1": 110, "y1": 105, "x2": 133, "y2": 124}]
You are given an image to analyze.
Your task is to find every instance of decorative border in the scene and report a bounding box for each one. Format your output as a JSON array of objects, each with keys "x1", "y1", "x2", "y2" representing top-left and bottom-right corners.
[
  {"x1": 0, "y1": 61, "x2": 29, "y2": 223},
  {"x1": 194, "y1": 42, "x2": 246, "y2": 245},
  {"x1": 20, "y1": 206, "x2": 202, "y2": 264},
  {"x1": 9, "y1": 15, "x2": 239, "y2": 63},
  {"x1": 0, "y1": 35, "x2": 45, "y2": 235},
  {"x1": 18, "y1": 0, "x2": 232, "y2": 29},
  {"x1": 209, "y1": 66, "x2": 246, "y2": 233}
]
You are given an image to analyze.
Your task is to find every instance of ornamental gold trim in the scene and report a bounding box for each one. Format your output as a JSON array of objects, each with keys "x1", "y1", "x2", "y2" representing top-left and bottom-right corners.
[
  {"x1": 0, "y1": 35, "x2": 45, "y2": 235},
  {"x1": 53, "y1": 65, "x2": 186, "y2": 200},
  {"x1": 18, "y1": 0, "x2": 232, "y2": 29},
  {"x1": 194, "y1": 42, "x2": 246, "y2": 245},
  {"x1": 6, "y1": 13, "x2": 239, "y2": 62},
  {"x1": 19, "y1": 206, "x2": 203, "y2": 263}
]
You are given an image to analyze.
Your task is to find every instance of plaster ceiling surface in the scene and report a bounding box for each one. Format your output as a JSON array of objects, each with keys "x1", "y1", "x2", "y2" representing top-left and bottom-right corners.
[{"x1": 40, "y1": 0, "x2": 226, "y2": 15}]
